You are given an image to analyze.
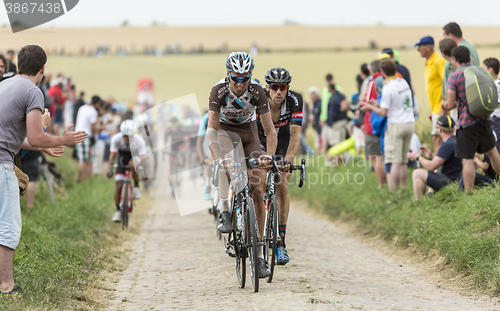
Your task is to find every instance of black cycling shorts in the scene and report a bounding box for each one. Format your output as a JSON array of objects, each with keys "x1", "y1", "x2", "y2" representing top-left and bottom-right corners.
[{"x1": 116, "y1": 151, "x2": 133, "y2": 176}]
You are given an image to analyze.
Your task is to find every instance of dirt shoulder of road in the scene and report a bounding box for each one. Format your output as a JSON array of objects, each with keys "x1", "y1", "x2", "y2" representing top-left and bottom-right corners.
[
  {"x1": 85, "y1": 193, "x2": 154, "y2": 310},
  {"x1": 298, "y1": 202, "x2": 486, "y2": 298}
]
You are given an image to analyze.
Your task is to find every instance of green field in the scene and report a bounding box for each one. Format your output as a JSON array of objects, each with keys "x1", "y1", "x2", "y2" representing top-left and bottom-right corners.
[{"x1": 46, "y1": 47, "x2": 500, "y2": 135}]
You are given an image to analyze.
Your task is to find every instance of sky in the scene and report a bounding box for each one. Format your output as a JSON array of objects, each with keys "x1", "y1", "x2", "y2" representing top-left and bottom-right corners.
[{"x1": 1, "y1": 0, "x2": 500, "y2": 28}]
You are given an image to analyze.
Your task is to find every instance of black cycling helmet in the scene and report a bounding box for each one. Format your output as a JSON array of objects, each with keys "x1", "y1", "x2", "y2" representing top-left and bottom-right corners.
[{"x1": 264, "y1": 67, "x2": 292, "y2": 85}]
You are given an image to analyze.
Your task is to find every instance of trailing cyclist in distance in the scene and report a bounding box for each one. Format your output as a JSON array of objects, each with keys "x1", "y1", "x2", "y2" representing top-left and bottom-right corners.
[
  {"x1": 196, "y1": 111, "x2": 212, "y2": 201},
  {"x1": 206, "y1": 51, "x2": 278, "y2": 278},
  {"x1": 257, "y1": 67, "x2": 303, "y2": 265},
  {"x1": 107, "y1": 120, "x2": 148, "y2": 222}
]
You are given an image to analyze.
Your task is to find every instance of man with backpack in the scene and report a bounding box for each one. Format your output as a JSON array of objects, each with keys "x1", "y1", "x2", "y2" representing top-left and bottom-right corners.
[{"x1": 442, "y1": 46, "x2": 500, "y2": 193}]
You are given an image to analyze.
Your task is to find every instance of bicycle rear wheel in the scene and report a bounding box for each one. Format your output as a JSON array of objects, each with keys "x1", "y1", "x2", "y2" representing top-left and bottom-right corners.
[
  {"x1": 266, "y1": 195, "x2": 278, "y2": 283},
  {"x1": 246, "y1": 198, "x2": 259, "y2": 292}
]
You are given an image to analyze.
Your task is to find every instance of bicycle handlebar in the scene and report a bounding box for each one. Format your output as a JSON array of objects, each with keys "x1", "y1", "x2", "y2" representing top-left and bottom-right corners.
[{"x1": 214, "y1": 156, "x2": 306, "y2": 188}]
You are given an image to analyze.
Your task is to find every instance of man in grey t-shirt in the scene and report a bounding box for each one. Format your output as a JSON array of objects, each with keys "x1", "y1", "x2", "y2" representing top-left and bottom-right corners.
[{"x1": 0, "y1": 45, "x2": 87, "y2": 297}]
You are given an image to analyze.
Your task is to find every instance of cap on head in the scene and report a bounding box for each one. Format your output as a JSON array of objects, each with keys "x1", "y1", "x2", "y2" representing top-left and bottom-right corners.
[
  {"x1": 225, "y1": 52, "x2": 254, "y2": 74},
  {"x1": 374, "y1": 76, "x2": 385, "y2": 92},
  {"x1": 308, "y1": 86, "x2": 320, "y2": 97},
  {"x1": 377, "y1": 53, "x2": 391, "y2": 60},
  {"x1": 415, "y1": 36, "x2": 434, "y2": 47},
  {"x1": 381, "y1": 48, "x2": 394, "y2": 56},
  {"x1": 437, "y1": 115, "x2": 455, "y2": 128}
]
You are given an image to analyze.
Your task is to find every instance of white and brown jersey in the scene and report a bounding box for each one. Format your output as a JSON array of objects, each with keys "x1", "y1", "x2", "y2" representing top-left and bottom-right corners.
[{"x1": 208, "y1": 77, "x2": 269, "y2": 125}]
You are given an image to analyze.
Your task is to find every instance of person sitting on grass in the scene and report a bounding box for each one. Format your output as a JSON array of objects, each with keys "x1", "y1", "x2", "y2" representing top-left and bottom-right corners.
[
  {"x1": 475, "y1": 152, "x2": 499, "y2": 182},
  {"x1": 408, "y1": 116, "x2": 462, "y2": 200},
  {"x1": 456, "y1": 152, "x2": 497, "y2": 190}
]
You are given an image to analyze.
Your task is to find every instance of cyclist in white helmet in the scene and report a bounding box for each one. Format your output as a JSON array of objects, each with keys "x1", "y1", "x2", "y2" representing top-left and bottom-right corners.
[
  {"x1": 106, "y1": 119, "x2": 148, "y2": 222},
  {"x1": 206, "y1": 51, "x2": 278, "y2": 278}
]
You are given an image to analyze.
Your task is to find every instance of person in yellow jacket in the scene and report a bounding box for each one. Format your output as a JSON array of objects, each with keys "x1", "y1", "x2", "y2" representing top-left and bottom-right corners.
[{"x1": 416, "y1": 36, "x2": 446, "y2": 153}]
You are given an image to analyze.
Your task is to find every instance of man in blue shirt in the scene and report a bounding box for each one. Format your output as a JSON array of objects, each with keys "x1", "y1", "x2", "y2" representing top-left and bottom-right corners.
[
  {"x1": 408, "y1": 116, "x2": 461, "y2": 200},
  {"x1": 323, "y1": 83, "x2": 347, "y2": 149}
]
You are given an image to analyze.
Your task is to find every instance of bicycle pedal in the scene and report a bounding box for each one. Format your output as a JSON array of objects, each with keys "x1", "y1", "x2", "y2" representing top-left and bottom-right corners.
[{"x1": 225, "y1": 248, "x2": 235, "y2": 257}]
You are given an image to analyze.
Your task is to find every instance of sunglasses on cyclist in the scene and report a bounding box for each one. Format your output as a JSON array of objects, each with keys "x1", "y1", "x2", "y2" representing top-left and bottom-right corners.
[
  {"x1": 229, "y1": 73, "x2": 252, "y2": 83},
  {"x1": 269, "y1": 84, "x2": 288, "y2": 92}
]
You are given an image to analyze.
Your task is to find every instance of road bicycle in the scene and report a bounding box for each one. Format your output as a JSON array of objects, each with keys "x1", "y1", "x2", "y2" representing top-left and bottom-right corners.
[
  {"x1": 263, "y1": 156, "x2": 306, "y2": 283},
  {"x1": 223, "y1": 157, "x2": 262, "y2": 292},
  {"x1": 164, "y1": 149, "x2": 185, "y2": 197},
  {"x1": 113, "y1": 164, "x2": 135, "y2": 230}
]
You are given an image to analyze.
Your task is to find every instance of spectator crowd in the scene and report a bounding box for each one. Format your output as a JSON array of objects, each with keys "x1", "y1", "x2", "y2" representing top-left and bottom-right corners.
[{"x1": 304, "y1": 22, "x2": 500, "y2": 200}]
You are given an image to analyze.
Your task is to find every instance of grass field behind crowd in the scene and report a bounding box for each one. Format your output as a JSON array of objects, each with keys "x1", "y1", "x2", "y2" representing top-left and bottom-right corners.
[{"x1": 44, "y1": 47, "x2": 500, "y2": 137}]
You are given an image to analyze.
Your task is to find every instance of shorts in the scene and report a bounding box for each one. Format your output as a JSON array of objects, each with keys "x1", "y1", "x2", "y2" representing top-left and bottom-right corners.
[
  {"x1": 76, "y1": 137, "x2": 92, "y2": 163},
  {"x1": 364, "y1": 134, "x2": 382, "y2": 156},
  {"x1": 385, "y1": 163, "x2": 392, "y2": 174},
  {"x1": 456, "y1": 120, "x2": 496, "y2": 159},
  {"x1": 260, "y1": 132, "x2": 290, "y2": 157},
  {"x1": 21, "y1": 157, "x2": 40, "y2": 182},
  {"x1": 384, "y1": 123, "x2": 415, "y2": 164},
  {"x1": 0, "y1": 163, "x2": 22, "y2": 250},
  {"x1": 54, "y1": 109, "x2": 64, "y2": 125},
  {"x1": 219, "y1": 121, "x2": 261, "y2": 159},
  {"x1": 103, "y1": 142, "x2": 111, "y2": 162},
  {"x1": 431, "y1": 114, "x2": 441, "y2": 135},
  {"x1": 353, "y1": 127, "x2": 365, "y2": 148},
  {"x1": 491, "y1": 116, "x2": 500, "y2": 151},
  {"x1": 322, "y1": 119, "x2": 348, "y2": 147},
  {"x1": 426, "y1": 171, "x2": 453, "y2": 191},
  {"x1": 115, "y1": 151, "x2": 140, "y2": 181}
]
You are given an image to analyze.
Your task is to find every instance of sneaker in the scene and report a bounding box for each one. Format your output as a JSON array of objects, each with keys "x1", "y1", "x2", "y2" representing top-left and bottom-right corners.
[
  {"x1": 0, "y1": 285, "x2": 25, "y2": 297},
  {"x1": 133, "y1": 187, "x2": 142, "y2": 199},
  {"x1": 112, "y1": 211, "x2": 121, "y2": 222},
  {"x1": 258, "y1": 258, "x2": 271, "y2": 278},
  {"x1": 203, "y1": 186, "x2": 212, "y2": 201},
  {"x1": 276, "y1": 246, "x2": 290, "y2": 265},
  {"x1": 217, "y1": 211, "x2": 232, "y2": 233}
]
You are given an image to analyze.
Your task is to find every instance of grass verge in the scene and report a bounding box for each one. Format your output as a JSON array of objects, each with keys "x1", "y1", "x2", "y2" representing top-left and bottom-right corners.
[
  {"x1": 290, "y1": 155, "x2": 500, "y2": 295},
  {"x1": 0, "y1": 152, "x2": 119, "y2": 310}
]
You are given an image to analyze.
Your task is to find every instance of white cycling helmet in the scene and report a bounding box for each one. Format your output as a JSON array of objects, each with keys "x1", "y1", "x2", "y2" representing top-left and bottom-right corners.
[
  {"x1": 120, "y1": 119, "x2": 137, "y2": 136},
  {"x1": 225, "y1": 52, "x2": 254, "y2": 74}
]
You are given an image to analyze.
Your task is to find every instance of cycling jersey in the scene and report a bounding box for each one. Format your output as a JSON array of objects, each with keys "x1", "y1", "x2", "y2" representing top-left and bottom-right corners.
[
  {"x1": 164, "y1": 126, "x2": 188, "y2": 153},
  {"x1": 209, "y1": 77, "x2": 269, "y2": 125},
  {"x1": 198, "y1": 112, "x2": 209, "y2": 137},
  {"x1": 257, "y1": 90, "x2": 303, "y2": 156},
  {"x1": 110, "y1": 132, "x2": 147, "y2": 157},
  {"x1": 110, "y1": 132, "x2": 147, "y2": 181}
]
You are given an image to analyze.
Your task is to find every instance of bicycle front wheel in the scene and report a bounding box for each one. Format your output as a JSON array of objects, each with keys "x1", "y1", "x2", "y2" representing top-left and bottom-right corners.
[
  {"x1": 246, "y1": 198, "x2": 259, "y2": 292},
  {"x1": 266, "y1": 194, "x2": 278, "y2": 283},
  {"x1": 122, "y1": 182, "x2": 129, "y2": 230}
]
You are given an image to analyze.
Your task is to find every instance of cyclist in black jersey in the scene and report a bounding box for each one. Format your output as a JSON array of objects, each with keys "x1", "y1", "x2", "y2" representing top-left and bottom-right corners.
[{"x1": 257, "y1": 67, "x2": 303, "y2": 265}]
